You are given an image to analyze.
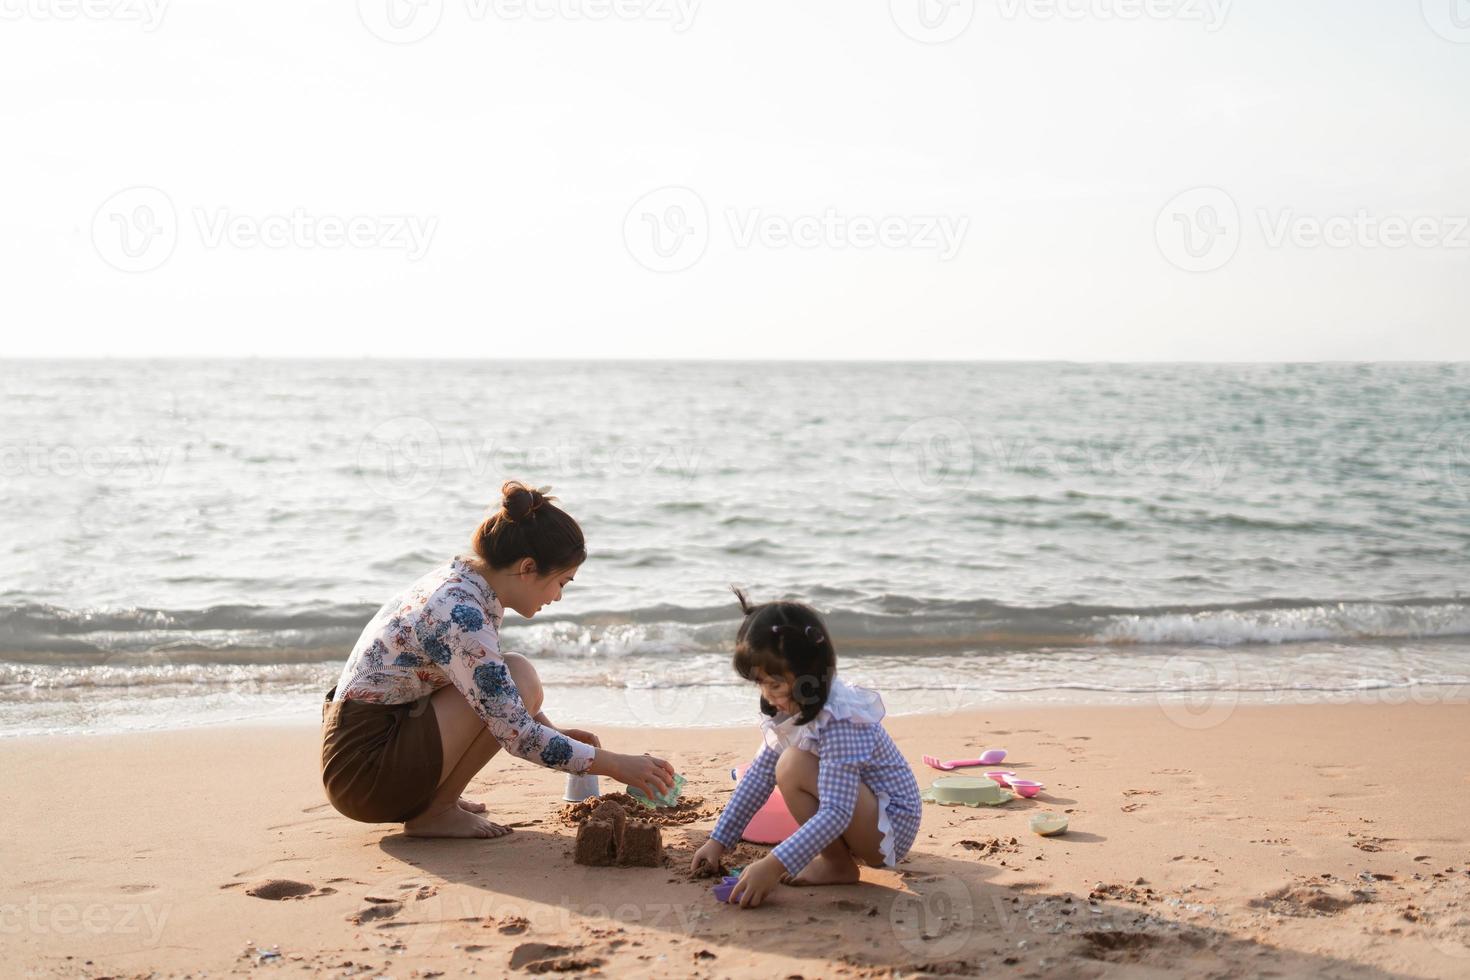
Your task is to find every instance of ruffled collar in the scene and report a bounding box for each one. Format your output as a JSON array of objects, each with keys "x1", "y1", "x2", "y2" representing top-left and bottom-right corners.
[
  {"x1": 760, "y1": 676, "x2": 886, "y2": 753},
  {"x1": 450, "y1": 556, "x2": 504, "y2": 629}
]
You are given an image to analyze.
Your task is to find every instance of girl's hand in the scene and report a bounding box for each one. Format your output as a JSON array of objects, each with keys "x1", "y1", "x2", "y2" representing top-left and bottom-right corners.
[
  {"x1": 729, "y1": 854, "x2": 785, "y2": 908},
  {"x1": 690, "y1": 839, "x2": 726, "y2": 877},
  {"x1": 618, "y1": 753, "x2": 675, "y2": 799},
  {"x1": 559, "y1": 727, "x2": 601, "y2": 748}
]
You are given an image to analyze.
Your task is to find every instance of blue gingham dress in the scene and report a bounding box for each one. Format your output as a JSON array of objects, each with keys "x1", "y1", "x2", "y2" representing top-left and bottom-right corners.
[{"x1": 709, "y1": 677, "x2": 922, "y2": 874}]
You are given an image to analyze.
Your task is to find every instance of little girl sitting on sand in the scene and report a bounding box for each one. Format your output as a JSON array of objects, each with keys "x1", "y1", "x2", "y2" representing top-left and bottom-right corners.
[
  {"x1": 321, "y1": 481, "x2": 674, "y2": 838},
  {"x1": 691, "y1": 590, "x2": 922, "y2": 907}
]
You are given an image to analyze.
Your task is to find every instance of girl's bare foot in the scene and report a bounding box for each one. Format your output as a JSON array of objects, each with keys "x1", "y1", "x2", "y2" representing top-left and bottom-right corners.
[
  {"x1": 404, "y1": 804, "x2": 511, "y2": 839},
  {"x1": 457, "y1": 796, "x2": 488, "y2": 813},
  {"x1": 786, "y1": 853, "x2": 861, "y2": 886}
]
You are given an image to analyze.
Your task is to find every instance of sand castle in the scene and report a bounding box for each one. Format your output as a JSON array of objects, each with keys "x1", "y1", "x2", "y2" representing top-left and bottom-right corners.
[{"x1": 573, "y1": 799, "x2": 663, "y2": 867}]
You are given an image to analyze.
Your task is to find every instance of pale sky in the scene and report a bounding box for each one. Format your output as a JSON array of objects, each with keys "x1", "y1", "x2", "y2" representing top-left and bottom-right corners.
[{"x1": 3, "y1": 0, "x2": 1468, "y2": 359}]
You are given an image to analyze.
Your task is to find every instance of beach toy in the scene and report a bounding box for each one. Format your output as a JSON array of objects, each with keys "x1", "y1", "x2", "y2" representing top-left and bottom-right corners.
[
  {"x1": 1008, "y1": 779, "x2": 1044, "y2": 798},
  {"x1": 1029, "y1": 812, "x2": 1068, "y2": 836},
  {"x1": 984, "y1": 770, "x2": 1017, "y2": 788},
  {"x1": 922, "y1": 749, "x2": 1007, "y2": 771},
  {"x1": 920, "y1": 775, "x2": 1014, "y2": 807},
  {"x1": 626, "y1": 773, "x2": 686, "y2": 808},
  {"x1": 712, "y1": 875, "x2": 741, "y2": 903},
  {"x1": 731, "y1": 763, "x2": 800, "y2": 844},
  {"x1": 563, "y1": 772, "x2": 602, "y2": 802}
]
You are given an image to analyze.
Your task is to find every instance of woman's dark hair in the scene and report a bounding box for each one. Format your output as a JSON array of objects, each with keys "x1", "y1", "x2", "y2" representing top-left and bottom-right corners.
[
  {"x1": 471, "y1": 481, "x2": 586, "y2": 575},
  {"x1": 730, "y1": 586, "x2": 836, "y2": 725}
]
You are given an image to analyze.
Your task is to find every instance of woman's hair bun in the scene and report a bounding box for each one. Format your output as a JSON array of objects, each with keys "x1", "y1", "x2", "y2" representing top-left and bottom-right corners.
[{"x1": 501, "y1": 480, "x2": 554, "y2": 522}]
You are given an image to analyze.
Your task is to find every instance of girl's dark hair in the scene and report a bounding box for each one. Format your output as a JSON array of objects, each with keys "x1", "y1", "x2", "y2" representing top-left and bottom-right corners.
[
  {"x1": 471, "y1": 481, "x2": 586, "y2": 575},
  {"x1": 730, "y1": 586, "x2": 836, "y2": 725}
]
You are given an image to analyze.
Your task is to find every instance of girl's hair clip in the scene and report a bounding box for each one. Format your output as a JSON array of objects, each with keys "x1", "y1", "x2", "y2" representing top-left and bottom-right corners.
[{"x1": 771, "y1": 624, "x2": 825, "y2": 644}]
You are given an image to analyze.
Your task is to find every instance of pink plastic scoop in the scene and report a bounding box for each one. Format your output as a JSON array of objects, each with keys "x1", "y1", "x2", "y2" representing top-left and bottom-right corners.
[{"x1": 922, "y1": 749, "x2": 1007, "y2": 771}]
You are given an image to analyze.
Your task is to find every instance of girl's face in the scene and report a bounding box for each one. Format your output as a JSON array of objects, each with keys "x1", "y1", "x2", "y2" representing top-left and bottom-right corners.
[
  {"x1": 754, "y1": 667, "x2": 798, "y2": 715},
  {"x1": 503, "y1": 560, "x2": 577, "y2": 618}
]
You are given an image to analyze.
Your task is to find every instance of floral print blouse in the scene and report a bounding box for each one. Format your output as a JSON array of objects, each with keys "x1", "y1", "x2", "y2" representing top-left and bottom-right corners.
[{"x1": 332, "y1": 556, "x2": 594, "y2": 775}]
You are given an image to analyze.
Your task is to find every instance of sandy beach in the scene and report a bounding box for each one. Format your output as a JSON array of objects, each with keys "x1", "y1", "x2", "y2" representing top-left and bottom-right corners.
[{"x1": 3, "y1": 698, "x2": 1468, "y2": 978}]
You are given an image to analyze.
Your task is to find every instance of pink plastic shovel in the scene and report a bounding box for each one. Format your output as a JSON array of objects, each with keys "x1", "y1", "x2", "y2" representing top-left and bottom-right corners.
[{"x1": 922, "y1": 749, "x2": 1007, "y2": 771}]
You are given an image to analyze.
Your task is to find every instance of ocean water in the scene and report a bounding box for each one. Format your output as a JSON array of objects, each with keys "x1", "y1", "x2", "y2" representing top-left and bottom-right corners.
[{"x1": 1, "y1": 360, "x2": 1467, "y2": 736}]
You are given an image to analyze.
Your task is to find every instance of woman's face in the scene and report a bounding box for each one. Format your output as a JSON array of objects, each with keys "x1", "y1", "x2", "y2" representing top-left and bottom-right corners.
[
  {"x1": 506, "y1": 561, "x2": 577, "y2": 618},
  {"x1": 754, "y1": 667, "x2": 797, "y2": 714}
]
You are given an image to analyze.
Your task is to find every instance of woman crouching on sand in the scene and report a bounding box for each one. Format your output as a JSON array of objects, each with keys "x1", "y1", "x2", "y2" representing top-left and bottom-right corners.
[{"x1": 321, "y1": 481, "x2": 674, "y2": 838}]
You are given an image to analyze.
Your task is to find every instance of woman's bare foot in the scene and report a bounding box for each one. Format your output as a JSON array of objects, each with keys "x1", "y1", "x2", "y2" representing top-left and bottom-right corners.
[
  {"x1": 404, "y1": 804, "x2": 511, "y2": 839},
  {"x1": 785, "y1": 852, "x2": 861, "y2": 886},
  {"x1": 457, "y1": 796, "x2": 488, "y2": 813}
]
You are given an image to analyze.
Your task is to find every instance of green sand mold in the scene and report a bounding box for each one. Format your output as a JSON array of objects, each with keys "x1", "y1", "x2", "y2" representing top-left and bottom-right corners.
[
  {"x1": 920, "y1": 775, "x2": 1015, "y2": 807},
  {"x1": 626, "y1": 773, "x2": 687, "y2": 808}
]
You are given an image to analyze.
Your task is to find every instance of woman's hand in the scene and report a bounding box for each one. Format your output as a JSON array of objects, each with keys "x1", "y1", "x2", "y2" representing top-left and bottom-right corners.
[
  {"x1": 615, "y1": 752, "x2": 675, "y2": 799},
  {"x1": 728, "y1": 854, "x2": 785, "y2": 908},
  {"x1": 559, "y1": 727, "x2": 601, "y2": 748},
  {"x1": 585, "y1": 749, "x2": 675, "y2": 797},
  {"x1": 690, "y1": 839, "x2": 726, "y2": 877}
]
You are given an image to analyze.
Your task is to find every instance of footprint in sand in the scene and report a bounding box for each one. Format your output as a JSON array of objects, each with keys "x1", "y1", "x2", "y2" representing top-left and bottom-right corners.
[
  {"x1": 245, "y1": 879, "x2": 318, "y2": 901},
  {"x1": 348, "y1": 900, "x2": 403, "y2": 924},
  {"x1": 508, "y1": 942, "x2": 601, "y2": 972},
  {"x1": 1311, "y1": 763, "x2": 1362, "y2": 780},
  {"x1": 492, "y1": 915, "x2": 530, "y2": 935}
]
